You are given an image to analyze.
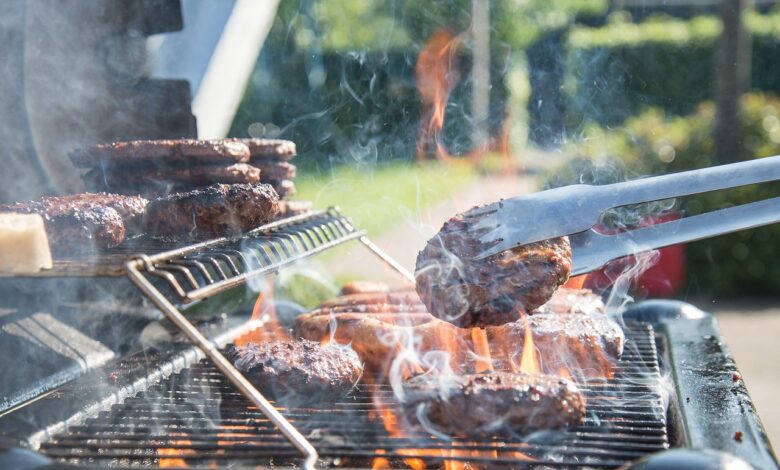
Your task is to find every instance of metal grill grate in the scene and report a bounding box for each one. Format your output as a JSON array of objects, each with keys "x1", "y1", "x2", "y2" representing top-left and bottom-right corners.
[
  {"x1": 40, "y1": 321, "x2": 668, "y2": 469},
  {"x1": 128, "y1": 208, "x2": 367, "y2": 305}
]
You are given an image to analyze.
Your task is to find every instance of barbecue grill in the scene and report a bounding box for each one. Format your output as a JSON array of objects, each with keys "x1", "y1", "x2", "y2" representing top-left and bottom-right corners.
[{"x1": 0, "y1": 208, "x2": 777, "y2": 469}]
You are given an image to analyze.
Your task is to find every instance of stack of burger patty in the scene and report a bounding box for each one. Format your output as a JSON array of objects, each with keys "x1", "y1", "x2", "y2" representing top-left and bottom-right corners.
[{"x1": 70, "y1": 138, "x2": 311, "y2": 219}]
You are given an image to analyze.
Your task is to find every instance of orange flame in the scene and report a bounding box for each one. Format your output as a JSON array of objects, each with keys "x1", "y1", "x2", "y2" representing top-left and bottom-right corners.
[
  {"x1": 371, "y1": 449, "x2": 391, "y2": 469},
  {"x1": 375, "y1": 407, "x2": 426, "y2": 470},
  {"x1": 157, "y1": 433, "x2": 194, "y2": 467},
  {"x1": 234, "y1": 275, "x2": 287, "y2": 346},
  {"x1": 470, "y1": 328, "x2": 492, "y2": 373},
  {"x1": 415, "y1": 30, "x2": 462, "y2": 162},
  {"x1": 557, "y1": 366, "x2": 573, "y2": 381},
  {"x1": 518, "y1": 314, "x2": 540, "y2": 375}
]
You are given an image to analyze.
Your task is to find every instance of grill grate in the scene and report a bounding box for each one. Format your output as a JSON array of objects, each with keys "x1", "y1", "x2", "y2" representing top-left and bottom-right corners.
[
  {"x1": 40, "y1": 321, "x2": 668, "y2": 469},
  {"x1": 128, "y1": 208, "x2": 367, "y2": 304}
]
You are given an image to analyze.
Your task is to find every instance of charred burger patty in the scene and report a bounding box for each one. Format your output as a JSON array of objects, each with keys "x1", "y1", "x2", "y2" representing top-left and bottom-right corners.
[
  {"x1": 402, "y1": 371, "x2": 585, "y2": 437},
  {"x1": 143, "y1": 182, "x2": 279, "y2": 239},
  {"x1": 226, "y1": 339, "x2": 362, "y2": 403},
  {"x1": 415, "y1": 209, "x2": 572, "y2": 328}
]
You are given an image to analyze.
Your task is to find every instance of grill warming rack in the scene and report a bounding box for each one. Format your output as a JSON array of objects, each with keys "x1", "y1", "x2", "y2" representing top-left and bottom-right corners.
[{"x1": 125, "y1": 207, "x2": 414, "y2": 469}]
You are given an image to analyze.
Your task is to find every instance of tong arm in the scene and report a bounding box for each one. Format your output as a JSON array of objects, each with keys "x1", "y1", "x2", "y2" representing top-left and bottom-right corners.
[
  {"x1": 603, "y1": 154, "x2": 780, "y2": 208},
  {"x1": 570, "y1": 196, "x2": 780, "y2": 276}
]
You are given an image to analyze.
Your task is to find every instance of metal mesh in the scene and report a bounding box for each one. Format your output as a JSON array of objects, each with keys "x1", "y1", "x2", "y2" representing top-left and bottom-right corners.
[
  {"x1": 40, "y1": 321, "x2": 668, "y2": 469},
  {"x1": 131, "y1": 208, "x2": 364, "y2": 304}
]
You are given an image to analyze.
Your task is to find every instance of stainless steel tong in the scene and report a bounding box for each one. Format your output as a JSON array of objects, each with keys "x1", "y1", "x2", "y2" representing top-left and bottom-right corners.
[{"x1": 466, "y1": 155, "x2": 780, "y2": 275}]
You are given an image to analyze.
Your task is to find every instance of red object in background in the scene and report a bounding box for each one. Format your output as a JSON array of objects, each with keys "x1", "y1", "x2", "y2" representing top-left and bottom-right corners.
[{"x1": 565, "y1": 213, "x2": 686, "y2": 298}]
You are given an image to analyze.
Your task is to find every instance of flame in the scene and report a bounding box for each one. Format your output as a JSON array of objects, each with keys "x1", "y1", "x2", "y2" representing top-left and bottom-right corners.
[
  {"x1": 157, "y1": 433, "x2": 194, "y2": 467},
  {"x1": 470, "y1": 328, "x2": 492, "y2": 373},
  {"x1": 557, "y1": 366, "x2": 573, "y2": 381},
  {"x1": 415, "y1": 30, "x2": 462, "y2": 162},
  {"x1": 518, "y1": 314, "x2": 540, "y2": 375},
  {"x1": 444, "y1": 450, "x2": 466, "y2": 470},
  {"x1": 375, "y1": 407, "x2": 426, "y2": 470},
  {"x1": 371, "y1": 449, "x2": 391, "y2": 469},
  {"x1": 234, "y1": 275, "x2": 287, "y2": 346}
]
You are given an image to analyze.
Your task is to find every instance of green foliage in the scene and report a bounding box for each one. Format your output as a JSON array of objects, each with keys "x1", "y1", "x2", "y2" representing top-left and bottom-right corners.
[
  {"x1": 293, "y1": 161, "x2": 477, "y2": 236},
  {"x1": 498, "y1": 0, "x2": 609, "y2": 48},
  {"x1": 555, "y1": 93, "x2": 780, "y2": 296},
  {"x1": 566, "y1": 11, "x2": 780, "y2": 127},
  {"x1": 569, "y1": 15, "x2": 721, "y2": 48},
  {"x1": 315, "y1": 1, "x2": 411, "y2": 51}
]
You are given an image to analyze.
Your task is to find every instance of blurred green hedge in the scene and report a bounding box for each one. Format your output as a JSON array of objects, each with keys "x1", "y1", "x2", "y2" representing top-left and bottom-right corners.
[
  {"x1": 555, "y1": 93, "x2": 780, "y2": 297},
  {"x1": 567, "y1": 12, "x2": 780, "y2": 127}
]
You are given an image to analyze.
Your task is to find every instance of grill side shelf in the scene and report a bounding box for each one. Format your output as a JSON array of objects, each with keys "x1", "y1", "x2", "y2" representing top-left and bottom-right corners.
[{"x1": 660, "y1": 316, "x2": 780, "y2": 470}]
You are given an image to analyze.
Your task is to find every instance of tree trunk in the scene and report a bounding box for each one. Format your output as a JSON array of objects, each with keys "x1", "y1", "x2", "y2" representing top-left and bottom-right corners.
[{"x1": 714, "y1": 0, "x2": 752, "y2": 165}]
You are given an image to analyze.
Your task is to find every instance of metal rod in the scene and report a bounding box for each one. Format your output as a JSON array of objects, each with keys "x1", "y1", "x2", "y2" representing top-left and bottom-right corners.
[
  {"x1": 125, "y1": 257, "x2": 319, "y2": 470},
  {"x1": 358, "y1": 235, "x2": 415, "y2": 283}
]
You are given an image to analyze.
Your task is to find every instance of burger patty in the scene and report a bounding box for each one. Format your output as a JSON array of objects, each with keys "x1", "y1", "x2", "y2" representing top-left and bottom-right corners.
[
  {"x1": 294, "y1": 310, "x2": 467, "y2": 376},
  {"x1": 225, "y1": 339, "x2": 362, "y2": 403},
  {"x1": 401, "y1": 371, "x2": 585, "y2": 437},
  {"x1": 415, "y1": 209, "x2": 572, "y2": 328},
  {"x1": 70, "y1": 139, "x2": 252, "y2": 168},
  {"x1": 143, "y1": 183, "x2": 279, "y2": 239},
  {"x1": 0, "y1": 193, "x2": 148, "y2": 253},
  {"x1": 534, "y1": 288, "x2": 605, "y2": 315},
  {"x1": 486, "y1": 313, "x2": 624, "y2": 378},
  {"x1": 295, "y1": 288, "x2": 622, "y2": 379},
  {"x1": 252, "y1": 160, "x2": 296, "y2": 181},
  {"x1": 268, "y1": 179, "x2": 296, "y2": 198},
  {"x1": 84, "y1": 163, "x2": 263, "y2": 189},
  {"x1": 242, "y1": 138, "x2": 297, "y2": 161},
  {"x1": 276, "y1": 200, "x2": 313, "y2": 219},
  {"x1": 340, "y1": 280, "x2": 391, "y2": 296}
]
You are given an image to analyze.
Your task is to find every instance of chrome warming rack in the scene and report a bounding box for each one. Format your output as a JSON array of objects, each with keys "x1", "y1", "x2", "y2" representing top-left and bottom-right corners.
[{"x1": 124, "y1": 207, "x2": 413, "y2": 470}]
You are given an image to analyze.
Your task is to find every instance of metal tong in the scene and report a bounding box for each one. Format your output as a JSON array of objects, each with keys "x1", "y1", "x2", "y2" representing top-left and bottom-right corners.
[{"x1": 467, "y1": 155, "x2": 780, "y2": 275}]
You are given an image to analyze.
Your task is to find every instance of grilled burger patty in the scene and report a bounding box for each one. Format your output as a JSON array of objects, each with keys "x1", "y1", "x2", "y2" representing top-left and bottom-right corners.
[
  {"x1": 243, "y1": 138, "x2": 297, "y2": 161},
  {"x1": 402, "y1": 371, "x2": 585, "y2": 437},
  {"x1": 70, "y1": 139, "x2": 252, "y2": 168},
  {"x1": 269, "y1": 179, "x2": 296, "y2": 198},
  {"x1": 486, "y1": 313, "x2": 624, "y2": 378},
  {"x1": 276, "y1": 200, "x2": 313, "y2": 219},
  {"x1": 250, "y1": 160, "x2": 296, "y2": 181},
  {"x1": 0, "y1": 193, "x2": 148, "y2": 253},
  {"x1": 415, "y1": 209, "x2": 572, "y2": 328},
  {"x1": 226, "y1": 339, "x2": 362, "y2": 402},
  {"x1": 143, "y1": 182, "x2": 279, "y2": 239},
  {"x1": 295, "y1": 288, "x2": 621, "y2": 378},
  {"x1": 534, "y1": 288, "x2": 605, "y2": 315},
  {"x1": 84, "y1": 163, "x2": 263, "y2": 188}
]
